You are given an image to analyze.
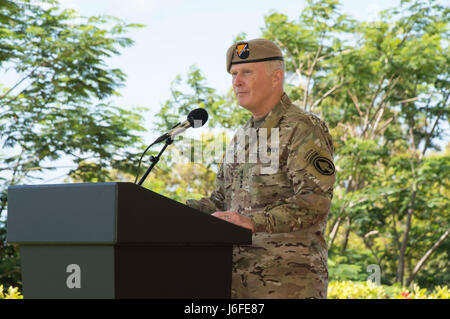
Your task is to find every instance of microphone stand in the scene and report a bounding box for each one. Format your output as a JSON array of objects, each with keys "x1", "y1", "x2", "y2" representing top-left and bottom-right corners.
[{"x1": 137, "y1": 137, "x2": 174, "y2": 186}]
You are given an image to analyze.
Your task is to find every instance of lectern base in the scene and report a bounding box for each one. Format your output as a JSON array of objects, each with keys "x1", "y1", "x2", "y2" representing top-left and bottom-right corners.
[{"x1": 20, "y1": 244, "x2": 232, "y2": 299}]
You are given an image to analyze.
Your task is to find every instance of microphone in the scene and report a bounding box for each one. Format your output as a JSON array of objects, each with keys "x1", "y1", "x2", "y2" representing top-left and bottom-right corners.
[
  {"x1": 134, "y1": 108, "x2": 209, "y2": 185},
  {"x1": 153, "y1": 108, "x2": 208, "y2": 144}
]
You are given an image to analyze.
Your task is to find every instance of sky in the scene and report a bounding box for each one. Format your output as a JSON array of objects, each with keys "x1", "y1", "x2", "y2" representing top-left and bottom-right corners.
[
  {"x1": 1, "y1": 0, "x2": 419, "y2": 185},
  {"x1": 55, "y1": 0, "x2": 396, "y2": 133}
]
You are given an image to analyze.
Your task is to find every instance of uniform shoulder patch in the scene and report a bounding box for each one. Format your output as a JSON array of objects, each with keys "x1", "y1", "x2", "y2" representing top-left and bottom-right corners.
[
  {"x1": 313, "y1": 156, "x2": 335, "y2": 176},
  {"x1": 304, "y1": 149, "x2": 335, "y2": 176}
]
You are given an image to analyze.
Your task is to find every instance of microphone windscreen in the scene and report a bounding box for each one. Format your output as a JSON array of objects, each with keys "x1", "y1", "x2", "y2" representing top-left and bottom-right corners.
[{"x1": 187, "y1": 108, "x2": 208, "y2": 127}]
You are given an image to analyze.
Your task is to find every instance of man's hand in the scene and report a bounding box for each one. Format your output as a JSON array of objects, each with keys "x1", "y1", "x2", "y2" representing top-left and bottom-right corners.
[{"x1": 212, "y1": 211, "x2": 255, "y2": 233}]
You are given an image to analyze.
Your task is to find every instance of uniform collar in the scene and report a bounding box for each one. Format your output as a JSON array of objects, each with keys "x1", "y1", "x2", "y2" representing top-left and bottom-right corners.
[
  {"x1": 243, "y1": 92, "x2": 291, "y2": 131},
  {"x1": 261, "y1": 92, "x2": 290, "y2": 129}
]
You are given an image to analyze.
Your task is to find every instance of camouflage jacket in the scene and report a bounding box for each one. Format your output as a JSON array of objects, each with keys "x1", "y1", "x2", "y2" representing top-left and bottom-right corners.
[{"x1": 186, "y1": 93, "x2": 335, "y2": 298}]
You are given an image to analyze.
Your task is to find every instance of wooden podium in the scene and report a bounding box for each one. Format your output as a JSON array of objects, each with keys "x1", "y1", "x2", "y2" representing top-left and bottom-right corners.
[{"x1": 7, "y1": 182, "x2": 251, "y2": 299}]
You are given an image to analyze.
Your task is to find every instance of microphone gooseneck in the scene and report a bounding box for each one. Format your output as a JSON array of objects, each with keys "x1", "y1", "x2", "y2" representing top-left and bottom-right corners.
[{"x1": 134, "y1": 108, "x2": 209, "y2": 185}]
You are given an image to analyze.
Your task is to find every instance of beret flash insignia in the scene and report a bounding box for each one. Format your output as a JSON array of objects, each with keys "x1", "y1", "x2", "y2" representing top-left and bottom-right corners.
[{"x1": 236, "y1": 43, "x2": 249, "y2": 59}]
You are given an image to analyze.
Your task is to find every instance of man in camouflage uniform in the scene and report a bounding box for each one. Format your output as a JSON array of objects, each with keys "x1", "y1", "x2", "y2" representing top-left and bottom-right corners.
[{"x1": 186, "y1": 39, "x2": 335, "y2": 298}]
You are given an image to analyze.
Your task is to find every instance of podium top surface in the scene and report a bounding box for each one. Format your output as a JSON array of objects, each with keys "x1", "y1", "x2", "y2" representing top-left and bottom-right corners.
[{"x1": 7, "y1": 182, "x2": 252, "y2": 245}]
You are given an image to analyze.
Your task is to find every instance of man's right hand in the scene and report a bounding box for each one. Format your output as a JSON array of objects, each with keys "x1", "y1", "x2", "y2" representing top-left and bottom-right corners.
[{"x1": 212, "y1": 211, "x2": 255, "y2": 233}]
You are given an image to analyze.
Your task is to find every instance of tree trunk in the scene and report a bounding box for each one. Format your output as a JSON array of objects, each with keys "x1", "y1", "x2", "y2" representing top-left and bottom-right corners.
[
  {"x1": 341, "y1": 217, "x2": 352, "y2": 253},
  {"x1": 0, "y1": 194, "x2": 6, "y2": 216},
  {"x1": 329, "y1": 178, "x2": 353, "y2": 250},
  {"x1": 406, "y1": 229, "x2": 449, "y2": 287},
  {"x1": 396, "y1": 189, "x2": 416, "y2": 285},
  {"x1": 328, "y1": 216, "x2": 342, "y2": 249}
]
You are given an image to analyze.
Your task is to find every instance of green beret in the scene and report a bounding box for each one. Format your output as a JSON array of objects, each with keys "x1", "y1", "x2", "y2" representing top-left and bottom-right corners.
[{"x1": 226, "y1": 38, "x2": 283, "y2": 73}]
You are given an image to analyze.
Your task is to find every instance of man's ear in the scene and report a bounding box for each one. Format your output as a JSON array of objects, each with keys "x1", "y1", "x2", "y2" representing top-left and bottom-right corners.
[{"x1": 272, "y1": 69, "x2": 283, "y2": 87}]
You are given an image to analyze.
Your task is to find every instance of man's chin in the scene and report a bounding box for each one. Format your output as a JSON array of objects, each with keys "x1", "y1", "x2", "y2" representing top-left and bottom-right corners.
[
  {"x1": 237, "y1": 99, "x2": 251, "y2": 109},
  {"x1": 238, "y1": 103, "x2": 253, "y2": 111}
]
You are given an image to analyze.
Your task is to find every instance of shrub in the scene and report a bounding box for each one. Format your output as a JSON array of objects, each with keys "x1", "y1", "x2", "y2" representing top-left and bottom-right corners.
[
  {"x1": 1, "y1": 282, "x2": 448, "y2": 299},
  {"x1": 328, "y1": 281, "x2": 450, "y2": 299},
  {"x1": 0, "y1": 285, "x2": 23, "y2": 299}
]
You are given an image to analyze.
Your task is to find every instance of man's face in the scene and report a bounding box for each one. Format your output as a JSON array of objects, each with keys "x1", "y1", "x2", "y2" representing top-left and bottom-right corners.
[{"x1": 230, "y1": 62, "x2": 274, "y2": 112}]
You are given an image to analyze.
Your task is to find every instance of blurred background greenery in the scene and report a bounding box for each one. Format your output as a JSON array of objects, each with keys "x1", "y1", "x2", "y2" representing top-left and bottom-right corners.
[{"x1": 0, "y1": 0, "x2": 448, "y2": 298}]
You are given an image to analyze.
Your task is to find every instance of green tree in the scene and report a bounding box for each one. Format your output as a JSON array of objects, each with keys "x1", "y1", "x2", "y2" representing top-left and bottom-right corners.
[
  {"x1": 149, "y1": 0, "x2": 449, "y2": 289},
  {"x1": 261, "y1": 0, "x2": 449, "y2": 287},
  {"x1": 0, "y1": 0, "x2": 146, "y2": 288}
]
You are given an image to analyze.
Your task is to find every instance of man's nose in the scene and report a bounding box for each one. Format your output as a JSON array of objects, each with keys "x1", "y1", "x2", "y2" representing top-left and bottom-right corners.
[{"x1": 233, "y1": 73, "x2": 243, "y2": 87}]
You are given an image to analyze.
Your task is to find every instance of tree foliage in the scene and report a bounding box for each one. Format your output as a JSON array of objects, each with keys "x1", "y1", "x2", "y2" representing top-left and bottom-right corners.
[
  {"x1": 0, "y1": 0, "x2": 146, "y2": 288},
  {"x1": 257, "y1": 0, "x2": 449, "y2": 288}
]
